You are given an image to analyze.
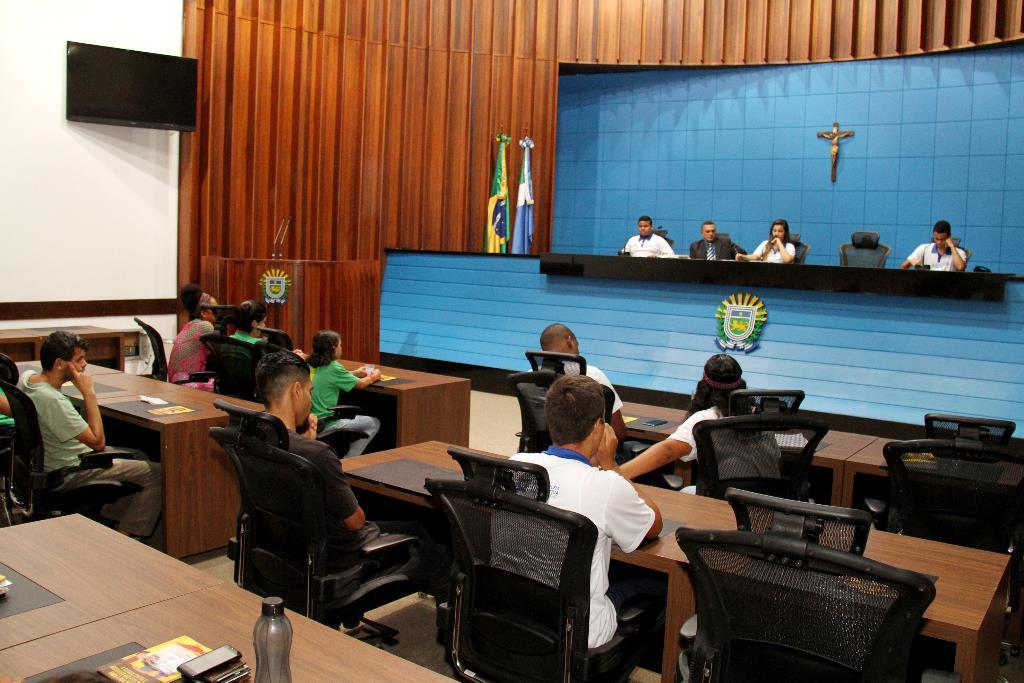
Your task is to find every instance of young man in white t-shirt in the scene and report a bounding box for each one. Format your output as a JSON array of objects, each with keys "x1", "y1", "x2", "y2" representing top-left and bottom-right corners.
[
  {"x1": 899, "y1": 220, "x2": 967, "y2": 272},
  {"x1": 623, "y1": 215, "x2": 675, "y2": 258},
  {"x1": 539, "y1": 323, "x2": 627, "y2": 442},
  {"x1": 511, "y1": 374, "x2": 663, "y2": 649}
]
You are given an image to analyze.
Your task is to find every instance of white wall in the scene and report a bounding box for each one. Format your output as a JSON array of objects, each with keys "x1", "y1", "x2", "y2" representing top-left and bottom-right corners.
[{"x1": 0, "y1": 1, "x2": 185, "y2": 368}]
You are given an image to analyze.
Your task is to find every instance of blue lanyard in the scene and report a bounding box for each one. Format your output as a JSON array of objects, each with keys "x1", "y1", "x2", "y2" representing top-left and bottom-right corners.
[{"x1": 544, "y1": 445, "x2": 590, "y2": 465}]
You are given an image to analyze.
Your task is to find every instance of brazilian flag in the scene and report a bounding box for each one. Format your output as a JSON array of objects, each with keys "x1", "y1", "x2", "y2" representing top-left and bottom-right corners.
[{"x1": 485, "y1": 134, "x2": 511, "y2": 253}]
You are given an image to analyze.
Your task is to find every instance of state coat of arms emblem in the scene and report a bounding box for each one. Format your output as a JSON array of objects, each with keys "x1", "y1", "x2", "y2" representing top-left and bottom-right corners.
[
  {"x1": 715, "y1": 293, "x2": 767, "y2": 352},
  {"x1": 258, "y1": 268, "x2": 292, "y2": 304}
]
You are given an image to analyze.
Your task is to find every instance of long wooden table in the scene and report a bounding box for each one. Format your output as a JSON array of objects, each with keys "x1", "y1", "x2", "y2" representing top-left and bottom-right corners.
[
  {"x1": 0, "y1": 327, "x2": 136, "y2": 370},
  {"x1": 341, "y1": 441, "x2": 1009, "y2": 683},
  {"x1": 339, "y1": 359, "x2": 471, "y2": 448},
  {"x1": 16, "y1": 361, "x2": 260, "y2": 558},
  {"x1": 0, "y1": 516, "x2": 221, "y2": 651},
  {"x1": 0, "y1": 516, "x2": 448, "y2": 682}
]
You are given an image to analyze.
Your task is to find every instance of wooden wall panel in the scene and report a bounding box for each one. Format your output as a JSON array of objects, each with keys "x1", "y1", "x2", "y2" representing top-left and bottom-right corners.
[{"x1": 179, "y1": 0, "x2": 1024, "y2": 307}]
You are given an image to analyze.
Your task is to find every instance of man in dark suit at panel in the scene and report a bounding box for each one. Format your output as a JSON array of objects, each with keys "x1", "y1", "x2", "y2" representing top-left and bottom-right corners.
[{"x1": 689, "y1": 220, "x2": 740, "y2": 260}]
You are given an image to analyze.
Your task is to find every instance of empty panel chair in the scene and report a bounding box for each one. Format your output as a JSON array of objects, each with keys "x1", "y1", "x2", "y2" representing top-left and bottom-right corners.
[
  {"x1": 210, "y1": 400, "x2": 418, "y2": 637},
  {"x1": 924, "y1": 413, "x2": 1015, "y2": 445},
  {"x1": 789, "y1": 232, "x2": 811, "y2": 264},
  {"x1": 839, "y1": 231, "x2": 892, "y2": 268},
  {"x1": 676, "y1": 525, "x2": 941, "y2": 683},
  {"x1": 426, "y1": 447, "x2": 661, "y2": 682},
  {"x1": 692, "y1": 413, "x2": 829, "y2": 501}
]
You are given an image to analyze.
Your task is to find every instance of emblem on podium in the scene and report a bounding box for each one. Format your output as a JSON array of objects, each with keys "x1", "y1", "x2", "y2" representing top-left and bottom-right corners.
[
  {"x1": 715, "y1": 293, "x2": 767, "y2": 352},
  {"x1": 259, "y1": 268, "x2": 292, "y2": 304}
]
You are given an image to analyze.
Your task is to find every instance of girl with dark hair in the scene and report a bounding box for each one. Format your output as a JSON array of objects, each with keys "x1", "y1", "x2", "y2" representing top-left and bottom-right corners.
[
  {"x1": 618, "y1": 354, "x2": 745, "y2": 482},
  {"x1": 167, "y1": 283, "x2": 218, "y2": 390},
  {"x1": 736, "y1": 219, "x2": 796, "y2": 263},
  {"x1": 308, "y1": 329, "x2": 382, "y2": 456},
  {"x1": 230, "y1": 299, "x2": 267, "y2": 343}
]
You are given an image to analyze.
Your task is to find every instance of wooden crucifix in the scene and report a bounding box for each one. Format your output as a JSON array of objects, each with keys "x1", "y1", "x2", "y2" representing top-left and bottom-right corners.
[{"x1": 817, "y1": 121, "x2": 854, "y2": 182}]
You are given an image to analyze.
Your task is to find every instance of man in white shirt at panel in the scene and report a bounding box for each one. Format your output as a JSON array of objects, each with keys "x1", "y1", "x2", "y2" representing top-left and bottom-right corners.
[
  {"x1": 623, "y1": 215, "x2": 675, "y2": 258},
  {"x1": 539, "y1": 323, "x2": 628, "y2": 443},
  {"x1": 511, "y1": 374, "x2": 664, "y2": 649},
  {"x1": 899, "y1": 220, "x2": 968, "y2": 272}
]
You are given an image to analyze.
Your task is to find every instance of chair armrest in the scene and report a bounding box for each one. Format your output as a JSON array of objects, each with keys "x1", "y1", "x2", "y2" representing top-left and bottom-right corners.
[
  {"x1": 314, "y1": 564, "x2": 363, "y2": 601},
  {"x1": 76, "y1": 447, "x2": 149, "y2": 471},
  {"x1": 328, "y1": 404, "x2": 361, "y2": 420},
  {"x1": 360, "y1": 533, "x2": 417, "y2": 556},
  {"x1": 864, "y1": 497, "x2": 888, "y2": 530},
  {"x1": 226, "y1": 537, "x2": 238, "y2": 561},
  {"x1": 662, "y1": 474, "x2": 685, "y2": 490}
]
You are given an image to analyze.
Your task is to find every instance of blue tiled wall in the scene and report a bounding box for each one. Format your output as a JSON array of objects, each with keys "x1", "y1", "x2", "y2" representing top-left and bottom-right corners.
[
  {"x1": 553, "y1": 46, "x2": 1024, "y2": 273},
  {"x1": 381, "y1": 252, "x2": 1024, "y2": 428}
]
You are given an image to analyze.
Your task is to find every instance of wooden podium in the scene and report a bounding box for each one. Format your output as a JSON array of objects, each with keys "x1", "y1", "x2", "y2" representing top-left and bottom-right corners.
[{"x1": 201, "y1": 257, "x2": 381, "y2": 361}]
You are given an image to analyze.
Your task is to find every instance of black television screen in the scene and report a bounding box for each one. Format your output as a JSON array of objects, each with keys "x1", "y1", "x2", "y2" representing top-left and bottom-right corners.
[{"x1": 66, "y1": 41, "x2": 197, "y2": 132}]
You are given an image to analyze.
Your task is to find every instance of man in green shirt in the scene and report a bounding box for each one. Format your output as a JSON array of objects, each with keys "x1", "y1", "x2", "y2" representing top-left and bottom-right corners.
[{"x1": 19, "y1": 331, "x2": 162, "y2": 539}]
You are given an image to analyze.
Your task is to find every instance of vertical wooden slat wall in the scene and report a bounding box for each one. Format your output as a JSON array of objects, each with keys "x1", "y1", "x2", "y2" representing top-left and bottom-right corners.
[{"x1": 180, "y1": 0, "x2": 1024, "y2": 286}]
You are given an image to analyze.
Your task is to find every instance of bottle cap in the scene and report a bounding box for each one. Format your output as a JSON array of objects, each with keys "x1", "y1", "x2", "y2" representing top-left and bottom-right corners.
[{"x1": 262, "y1": 596, "x2": 285, "y2": 616}]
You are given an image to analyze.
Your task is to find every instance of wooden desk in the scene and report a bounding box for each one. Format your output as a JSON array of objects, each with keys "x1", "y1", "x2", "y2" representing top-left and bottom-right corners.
[
  {"x1": 0, "y1": 327, "x2": 136, "y2": 370},
  {"x1": 16, "y1": 361, "x2": 261, "y2": 558},
  {"x1": 0, "y1": 520, "x2": 446, "y2": 682},
  {"x1": 0, "y1": 516, "x2": 221, "y2": 651},
  {"x1": 342, "y1": 441, "x2": 1009, "y2": 683},
  {"x1": 340, "y1": 359, "x2": 471, "y2": 448}
]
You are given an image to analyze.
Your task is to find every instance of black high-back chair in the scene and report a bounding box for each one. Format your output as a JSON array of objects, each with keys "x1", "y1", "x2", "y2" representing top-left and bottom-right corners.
[
  {"x1": 508, "y1": 371, "x2": 614, "y2": 453},
  {"x1": 525, "y1": 350, "x2": 587, "y2": 375},
  {"x1": 210, "y1": 400, "x2": 418, "y2": 636},
  {"x1": 924, "y1": 413, "x2": 1015, "y2": 445},
  {"x1": 692, "y1": 413, "x2": 829, "y2": 501},
  {"x1": 426, "y1": 447, "x2": 661, "y2": 683},
  {"x1": 883, "y1": 438, "x2": 1024, "y2": 555},
  {"x1": 726, "y1": 487, "x2": 872, "y2": 554},
  {"x1": 728, "y1": 389, "x2": 804, "y2": 417},
  {"x1": 839, "y1": 231, "x2": 892, "y2": 267},
  {"x1": 789, "y1": 233, "x2": 811, "y2": 264},
  {"x1": 200, "y1": 333, "x2": 272, "y2": 400},
  {"x1": 676, "y1": 525, "x2": 936, "y2": 683},
  {"x1": 256, "y1": 326, "x2": 293, "y2": 350},
  {"x1": 0, "y1": 353, "x2": 17, "y2": 385},
  {"x1": 2, "y1": 378, "x2": 140, "y2": 522}
]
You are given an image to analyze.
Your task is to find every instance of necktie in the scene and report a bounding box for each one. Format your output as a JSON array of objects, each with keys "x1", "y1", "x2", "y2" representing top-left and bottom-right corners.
[{"x1": 706, "y1": 242, "x2": 716, "y2": 260}]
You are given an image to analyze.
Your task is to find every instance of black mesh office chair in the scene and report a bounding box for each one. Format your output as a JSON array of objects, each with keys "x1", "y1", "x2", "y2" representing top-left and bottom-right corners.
[
  {"x1": 692, "y1": 413, "x2": 829, "y2": 501},
  {"x1": 525, "y1": 350, "x2": 587, "y2": 375},
  {"x1": 210, "y1": 400, "x2": 418, "y2": 638},
  {"x1": 200, "y1": 333, "x2": 273, "y2": 401},
  {"x1": 883, "y1": 439, "x2": 1024, "y2": 605},
  {"x1": 0, "y1": 354, "x2": 18, "y2": 525},
  {"x1": 255, "y1": 326, "x2": 293, "y2": 350},
  {"x1": 426, "y1": 447, "x2": 661, "y2": 683},
  {"x1": 924, "y1": 413, "x2": 1015, "y2": 445},
  {"x1": 508, "y1": 371, "x2": 613, "y2": 453},
  {"x1": 134, "y1": 317, "x2": 215, "y2": 385},
  {"x1": 728, "y1": 389, "x2": 804, "y2": 417},
  {"x1": 0, "y1": 353, "x2": 17, "y2": 384},
  {"x1": 839, "y1": 231, "x2": 892, "y2": 267},
  {"x1": 2, "y1": 378, "x2": 142, "y2": 523},
  {"x1": 789, "y1": 233, "x2": 811, "y2": 264},
  {"x1": 676, "y1": 525, "x2": 942, "y2": 683}
]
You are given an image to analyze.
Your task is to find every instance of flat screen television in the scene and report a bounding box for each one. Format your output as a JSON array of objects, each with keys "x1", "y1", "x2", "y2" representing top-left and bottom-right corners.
[{"x1": 66, "y1": 41, "x2": 198, "y2": 132}]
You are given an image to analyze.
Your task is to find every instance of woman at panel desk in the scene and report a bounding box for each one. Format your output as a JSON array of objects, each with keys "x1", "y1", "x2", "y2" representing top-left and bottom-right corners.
[{"x1": 736, "y1": 219, "x2": 796, "y2": 264}]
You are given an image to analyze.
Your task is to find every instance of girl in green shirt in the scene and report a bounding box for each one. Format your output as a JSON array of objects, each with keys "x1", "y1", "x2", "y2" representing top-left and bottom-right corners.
[{"x1": 307, "y1": 330, "x2": 381, "y2": 457}]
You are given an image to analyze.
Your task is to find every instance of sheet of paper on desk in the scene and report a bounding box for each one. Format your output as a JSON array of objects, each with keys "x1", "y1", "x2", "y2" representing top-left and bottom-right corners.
[
  {"x1": 139, "y1": 395, "x2": 169, "y2": 405},
  {"x1": 379, "y1": 374, "x2": 398, "y2": 382},
  {"x1": 147, "y1": 405, "x2": 196, "y2": 416},
  {"x1": 623, "y1": 416, "x2": 638, "y2": 423}
]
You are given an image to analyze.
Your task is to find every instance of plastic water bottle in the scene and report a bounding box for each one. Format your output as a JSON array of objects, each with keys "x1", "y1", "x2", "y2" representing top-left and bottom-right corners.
[{"x1": 253, "y1": 596, "x2": 292, "y2": 683}]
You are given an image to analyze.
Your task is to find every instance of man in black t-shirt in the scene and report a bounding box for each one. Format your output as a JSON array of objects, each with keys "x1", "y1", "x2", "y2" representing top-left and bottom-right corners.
[{"x1": 255, "y1": 351, "x2": 450, "y2": 593}]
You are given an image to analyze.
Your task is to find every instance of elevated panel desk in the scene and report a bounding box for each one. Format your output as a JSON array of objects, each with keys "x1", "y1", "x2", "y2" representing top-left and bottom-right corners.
[
  {"x1": 342, "y1": 441, "x2": 1008, "y2": 683},
  {"x1": 0, "y1": 327, "x2": 136, "y2": 370},
  {"x1": 0, "y1": 517, "x2": 446, "y2": 682}
]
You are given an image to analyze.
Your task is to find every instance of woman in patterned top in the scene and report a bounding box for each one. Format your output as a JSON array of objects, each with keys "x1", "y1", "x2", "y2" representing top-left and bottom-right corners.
[{"x1": 167, "y1": 283, "x2": 217, "y2": 390}]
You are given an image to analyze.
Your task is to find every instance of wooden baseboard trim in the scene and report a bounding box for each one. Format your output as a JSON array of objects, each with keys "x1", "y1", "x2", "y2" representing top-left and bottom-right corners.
[{"x1": 0, "y1": 299, "x2": 176, "y2": 320}]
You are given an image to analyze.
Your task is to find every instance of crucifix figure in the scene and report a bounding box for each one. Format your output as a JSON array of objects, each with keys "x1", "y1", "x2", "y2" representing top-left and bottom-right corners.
[{"x1": 817, "y1": 121, "x2": 854, "y2": 182}]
